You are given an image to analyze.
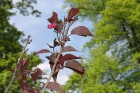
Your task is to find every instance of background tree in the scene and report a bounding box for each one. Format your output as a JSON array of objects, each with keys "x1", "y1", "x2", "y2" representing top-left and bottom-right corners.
[
  {"x1": 63, "y1": 0, "x2": 140, "y2": 93},
  {"x1": 0, "y1": 0, "x2": 42, "y2": 93}
]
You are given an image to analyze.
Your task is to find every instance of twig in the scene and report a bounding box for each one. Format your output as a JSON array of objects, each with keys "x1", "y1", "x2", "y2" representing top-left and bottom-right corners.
[
  {"x1": 41, "y1": 20, "x2": 72, "y2": 93},
  {"x1": 41, "y1": 47, "x2": 63, "y2": 93},
  {"x1": 4, "y1": 35, "x2": 31, "y2": 93}
]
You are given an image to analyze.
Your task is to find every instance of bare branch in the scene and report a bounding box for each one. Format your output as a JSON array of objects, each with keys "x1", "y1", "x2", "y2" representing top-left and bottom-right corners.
[{"x1": 4, "y1": 35, "x2": 31, "y2": 93}]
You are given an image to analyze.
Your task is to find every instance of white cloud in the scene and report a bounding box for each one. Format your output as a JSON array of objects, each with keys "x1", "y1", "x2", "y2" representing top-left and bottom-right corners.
[
  {"x1": 57, "y1": 75, "x2": 69, "y2": 85},
  {"x1": 37, "y1": 61, "x2": 50, "y2": 71}
]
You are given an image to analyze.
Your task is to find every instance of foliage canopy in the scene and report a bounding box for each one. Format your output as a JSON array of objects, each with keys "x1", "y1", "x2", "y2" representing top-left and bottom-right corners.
[{"x1": 63, "y1": 0, "x2": 140, "y2": 93}]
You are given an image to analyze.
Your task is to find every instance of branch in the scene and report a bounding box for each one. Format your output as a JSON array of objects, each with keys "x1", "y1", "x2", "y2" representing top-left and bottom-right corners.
[
  {"x1": 41, "y1": 47, "x2": 63, "y2": 93},
  {"x1": 4, "y1": 35, "x2": 31, "y2": 93},
  {"x1": 41, "y1": 20, "x2": 72, "y2": 93}
]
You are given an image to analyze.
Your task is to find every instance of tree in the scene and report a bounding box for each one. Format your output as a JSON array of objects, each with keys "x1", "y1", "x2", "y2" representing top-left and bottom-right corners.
[
  {"x1": 63, "y1": 0, "x2": 140, "y2": 93},
  {"x1": 0, "y1": 0, "x2": 42, "y2": 93}
]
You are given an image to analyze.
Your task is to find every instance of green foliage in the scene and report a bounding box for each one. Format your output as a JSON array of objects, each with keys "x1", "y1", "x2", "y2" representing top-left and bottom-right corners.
[
  {"x1": 0, "y1": 0, "x2": 42, "y2": 92},
  {"x1": 63, "y1": 0, "x2": 140, "y2": 93}
]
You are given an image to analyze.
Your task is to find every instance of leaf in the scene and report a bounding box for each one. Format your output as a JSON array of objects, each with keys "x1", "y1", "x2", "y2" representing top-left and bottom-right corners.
[
  {"x1": 46, "y1": 53, "x2": 57, "y2": 63},
  {"x1": 47, "y1": 43, "x2": 54, "y2": 48},
  {"x1": 71, "y1": 26, "x2": 93, "y2": 36},
  {"x1": 55, "y1": 20, "x2": 63, "y2": 32},
  {"x1": 22, "y1": 73, "x2": 27, "y2": 80},
  {"x1": 46, "y1": 82, "x2": 64, "y2": 93},
  {"x1": 20, "y1": 80, "x2": 39, "y2": 93},
  {"x1": 27, "y1": 88, "x2": 39, "y2": 93},
  {"x1": 48, "y1": 12, "x2": 59, "y2": 23},
  {"x1": 67, "y1": 8, "x2": 79, "y2": 21},
  {"x1": 54, "y1": 38, "x2": 59, "y2": 47},
  {"x1": 30, "y1": 68, "x2": 43, "y2": 82},
  {"x1": 32, "y1": 88, "x2": 39, "y2": 93},
  {"x1": 52, "y1": 69, "x2": 59, "y2": 82},
  {"x1": 65, "y1": 60, "x2": 85, "y2": 75},
  {"x1": 63, "y1": 46, "x2": 77, "y2": 52},
  {"x1": 47, "y1": 39, "x2": 59, "y2": 49},
  {"x1": 63, "y1": 36, "x2": 70, "y2": 42},
  {"x1": 35, "y1": 49, "x2": 50, "y2": 55},
  {"x1": 60, "y1": 54, "x2": 81, "y2": 62},
  {"x1": 17, "y1": 57, "x2": 29, "y2": 71},
  {"x1": 19, "y1": 80, "x2": 31, "y2": 91},
  {"x1": 49, "y1": 62, "x2": 62, "y2": 81}
]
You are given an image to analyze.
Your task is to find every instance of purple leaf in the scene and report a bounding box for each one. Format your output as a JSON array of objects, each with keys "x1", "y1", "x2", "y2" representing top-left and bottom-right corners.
[
  {"x1": 60, "y1": 54, "x2": 81, "y2": 62},
  {"x1": 17, "y1": 57, "x2": 29, "y2": 71},
  {"x1": 67, "y1": 8, "x2": 79, "y2": 21},
  {"x1": 54, "y1": 38, "x2": 59, "y2": 47},
  {"x1": 48, "y1": 12, "x2": 59, "y2": 23},
  {"x1": 46, "y1": 82, "x2": 64, "y2": 93},
  {"x1": 19, "y1": 80, "x2": 31, "y2": 91},
  {"x1": 71, "y1": 26, "x2": 93, "y2": 36},
  {"x1": 63, "y1": 46, "x2": 77, "y2": 52},
  {"x1": 65, "y1": 60, "x2": 85, "y2": 75},
  {"x1": 35, "y1": 49, "x2": 50, "y2": 55},
  {"x1": 49, "y1": 62, "x2": 62, "y2": 81},
  {"x1": 55, "y1": 20, "x2": 63, "y2": 32},
  {"x1": 30, "y1": 68, "x2": 43, "y2": 82}
]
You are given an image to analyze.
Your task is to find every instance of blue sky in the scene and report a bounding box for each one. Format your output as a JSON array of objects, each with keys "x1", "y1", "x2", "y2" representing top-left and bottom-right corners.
[{"x1": 10, "y1": 0, "x2": 93, "y2": 84}]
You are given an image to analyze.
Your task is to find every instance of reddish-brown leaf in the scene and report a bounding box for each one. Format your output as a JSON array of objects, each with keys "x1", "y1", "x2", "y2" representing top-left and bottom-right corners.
[
  {"x1": 65, "y1": 60, "x2": 85, "y2": 75},
  {"x1": 47, "y1": 43, "x2": 54, "y2": 48},
  {"x1": 46, "y1": 53, "x2": 57, "y2": 63},
  {"x1": 67, "y1": 8, "x2": 79, "y2": 21},
  {"x1": 33, "y1": 88, "x2": 39, "y2": 93},
  {"x1": 71, "y1": 26, "x2": 93, "y2": 36},
  {"x1": 62, "y1": 46, "x2": 77, "y2": 52},
  {"x1": 48, "y1": 12, "x2": 59, "y2": 23},
  {"x1": 46, "y1": 82, "x2": 64, "y2": 93},
  {"x1": 35, "y1": 49, "x2": 50, "y2": 55},
  {"x1": 22, "y1": 73, "x2": 27, "y2": 80},
  {"x1": 60, "y1": 54, "x2": 81, "y2": 62},
  {"x1": 49, "y1": 61, "x2": 62, "y2": 81},
  {"x1": 30, "y1": 68, "x2": 43, "y2": 82},
  {"x1": 17, "y1": 57, "x2": 29, "y2": 71},
  {"x1": 55, "y1": 20, "x2": 63, "y2": 32},
  {"x1": 54, "y1": 38, "x2": 59, "y2": 47},
  {"x1": 63, "y1": 36, "x2": 70, "y2": 42},
  {"x1": 52, "y1": 69, "x2": 59, "y2": 82},
  {"x1": 26, "y1": 88, "x2": 39, "y2": 93},
  {"x1": 22, "y1": 88, "x2": 39, "y2": 93},
  {"x1": 19, "y1": 80, "x2": 31, "y2": 91}
]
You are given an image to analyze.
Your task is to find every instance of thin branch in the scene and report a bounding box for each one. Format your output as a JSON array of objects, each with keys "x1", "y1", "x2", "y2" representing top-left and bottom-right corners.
[
  {"x1": 41, "y1": 47, "x2": 63, "y2": 93},
  {"x1": 4, "y1": 35, "x2": 31, "y2": 93},
  {"x1": 41, "y1": 20, "x2": 73, "y2": 93}
]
